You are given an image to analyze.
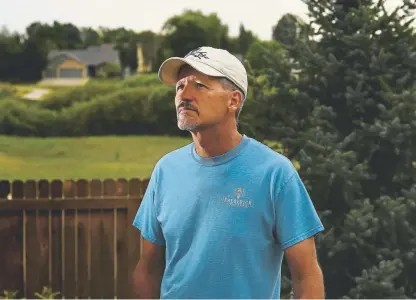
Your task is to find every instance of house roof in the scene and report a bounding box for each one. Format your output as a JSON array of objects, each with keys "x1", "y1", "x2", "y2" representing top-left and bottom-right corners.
[{"x1": 48, "y1": 44, "x2": 120, "y2": 65}]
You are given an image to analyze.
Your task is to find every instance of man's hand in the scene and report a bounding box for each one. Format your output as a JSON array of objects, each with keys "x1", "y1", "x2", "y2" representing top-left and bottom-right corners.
[
  {"x1": 133, "y1": 237, "x2": 166, "y2": 299},
  {"x1": 285, "y1": 236, "x2": 325, "y2": 299}
]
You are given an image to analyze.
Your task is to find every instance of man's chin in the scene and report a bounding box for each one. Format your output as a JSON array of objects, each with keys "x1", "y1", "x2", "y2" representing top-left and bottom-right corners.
[{"x1": 177, "y1": 121, "x2": 199, "y2": 132}]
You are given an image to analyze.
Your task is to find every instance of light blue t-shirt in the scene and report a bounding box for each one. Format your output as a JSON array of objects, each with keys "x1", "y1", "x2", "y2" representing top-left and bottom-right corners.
[{"x1": 133, "y1": 135, "x2": 324, "y2": 299}]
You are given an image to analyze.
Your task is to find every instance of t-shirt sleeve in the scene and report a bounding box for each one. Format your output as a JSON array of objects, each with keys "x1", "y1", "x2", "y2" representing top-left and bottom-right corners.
[
  {"x1": 273, "y1": 170, "x2": 324, "y2": 250},
  {"x1": 132, "y1": 166, "x2": 166, "y2": 246}
]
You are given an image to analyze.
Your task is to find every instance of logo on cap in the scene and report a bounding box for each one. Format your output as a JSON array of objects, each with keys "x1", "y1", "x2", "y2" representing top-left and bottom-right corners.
[{"x1": 185, "y1": 47, "x2": 209, "y2": 60}]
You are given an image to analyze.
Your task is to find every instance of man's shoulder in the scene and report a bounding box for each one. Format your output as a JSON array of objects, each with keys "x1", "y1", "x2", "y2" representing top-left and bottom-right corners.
[
  {"x1": 246, "y1": 137, "x2": 294, "y2": 167},
  {"x1": 154, "y1": 142, "x2": 193, "y2": 168},
  {"x1": 244, "y1": 137, "x2": 298, "y2": 184}
]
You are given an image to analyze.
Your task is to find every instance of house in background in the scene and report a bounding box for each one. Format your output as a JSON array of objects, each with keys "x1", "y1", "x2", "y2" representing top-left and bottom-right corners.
[
  {"x1": 41, "y1": 44, "x2": 151, "y2": 84},
  {"x1": 43, "y1": 44, "x2": 120, "y2": 80}
]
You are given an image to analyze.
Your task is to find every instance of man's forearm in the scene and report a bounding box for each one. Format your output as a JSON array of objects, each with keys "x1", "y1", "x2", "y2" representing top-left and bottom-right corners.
[
  {"x1": 292, "y1": 271, "x2": 325, "y2": 299},
  {"x1": 133, "y1": 260, "x2": 164, "y2": 299},
  {"x1": 133, "y1": 275, "x2": 161, "y2": 299}
]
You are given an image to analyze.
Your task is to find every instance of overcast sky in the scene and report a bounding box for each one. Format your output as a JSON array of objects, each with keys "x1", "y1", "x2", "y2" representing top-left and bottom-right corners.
[{"x1": 0, "y1": 0, "x2": 404, "y2": 40}]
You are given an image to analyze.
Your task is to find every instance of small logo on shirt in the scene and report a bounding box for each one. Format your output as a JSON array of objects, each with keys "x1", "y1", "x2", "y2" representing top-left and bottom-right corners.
[{"x1": 223, "y1": 188, "x2": 252, "y2": 208}]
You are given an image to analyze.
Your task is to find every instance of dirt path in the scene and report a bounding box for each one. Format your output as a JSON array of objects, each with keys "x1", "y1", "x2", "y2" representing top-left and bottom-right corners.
[{"x1": 22, "y1": 88, "x2": 50, "y2": 100}]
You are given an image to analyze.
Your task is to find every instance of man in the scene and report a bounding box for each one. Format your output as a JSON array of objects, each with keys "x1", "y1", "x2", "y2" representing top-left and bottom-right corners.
[{"x1": 132, "y1": 46, "x2": 325, "y2": 299}]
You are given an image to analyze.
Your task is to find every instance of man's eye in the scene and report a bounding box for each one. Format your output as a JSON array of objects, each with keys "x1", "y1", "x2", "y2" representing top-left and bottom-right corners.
[
  {"x1": 196, "y1": 82, "x2": 205, "y2": 88},
  {"x1": 176, "y1": 84, "x2": 184, "y2": 91}
]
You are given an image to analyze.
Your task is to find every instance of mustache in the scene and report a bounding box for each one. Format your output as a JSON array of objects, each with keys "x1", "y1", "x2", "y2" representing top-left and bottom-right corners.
[{"x1": 177, "y1": 101, "x2": 198, "y2": 113}]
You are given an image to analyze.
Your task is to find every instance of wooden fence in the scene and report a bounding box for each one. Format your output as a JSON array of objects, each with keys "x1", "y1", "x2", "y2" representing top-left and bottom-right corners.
[{"x1": 0, "y1": 178, "x2": 148, "y2": 299}]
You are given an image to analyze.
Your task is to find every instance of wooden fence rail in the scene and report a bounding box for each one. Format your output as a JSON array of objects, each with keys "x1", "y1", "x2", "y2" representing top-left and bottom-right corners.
[{"x1": 0, "y1": 178, "x2": 149, "y2": 299}]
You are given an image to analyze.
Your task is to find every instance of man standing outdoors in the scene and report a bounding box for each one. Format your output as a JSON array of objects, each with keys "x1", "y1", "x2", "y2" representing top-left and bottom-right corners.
[{"x1": 132, "y1": 46, "x2": 325, "y2": 299}]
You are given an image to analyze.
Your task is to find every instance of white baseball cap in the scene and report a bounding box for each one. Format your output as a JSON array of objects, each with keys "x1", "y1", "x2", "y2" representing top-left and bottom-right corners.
[{"x1": 158, "y1": 46, "x2": 248, "y2": 97}]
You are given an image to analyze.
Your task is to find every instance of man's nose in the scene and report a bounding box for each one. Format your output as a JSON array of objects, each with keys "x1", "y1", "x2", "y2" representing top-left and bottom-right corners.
[{"x1": 179, "y1": 83, "x2": 194, "y2": 101}]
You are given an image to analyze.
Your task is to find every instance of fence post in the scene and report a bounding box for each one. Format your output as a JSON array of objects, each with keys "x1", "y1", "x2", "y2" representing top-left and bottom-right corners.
[{"x1": 127, "y1": 179, "x2": 142, "y2": 298}]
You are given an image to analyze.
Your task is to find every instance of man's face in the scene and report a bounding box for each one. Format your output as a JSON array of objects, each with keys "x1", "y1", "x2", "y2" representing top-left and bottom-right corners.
[{"x1": 175, "y1": 66, "x2": 233, "y2": 132}]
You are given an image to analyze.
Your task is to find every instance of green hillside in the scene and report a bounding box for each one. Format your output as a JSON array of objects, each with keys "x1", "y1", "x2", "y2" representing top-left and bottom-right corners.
[{"x1": 0, "y1": 135, "x2": 191, "y2": 181}]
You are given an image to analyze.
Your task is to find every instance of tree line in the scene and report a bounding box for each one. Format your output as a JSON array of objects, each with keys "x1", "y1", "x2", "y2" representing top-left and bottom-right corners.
[{"x1": 0, "y1": 9, "x2": 300, "y2": 83}]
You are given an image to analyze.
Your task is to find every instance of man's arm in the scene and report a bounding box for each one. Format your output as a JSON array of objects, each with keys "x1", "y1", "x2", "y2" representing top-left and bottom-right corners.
[
  {"x1": 133, "y1": 237, "x2": 166, "y2": 299},
  {"x1": 285, "y1": 236, "x2": 325, "y2": 299}
]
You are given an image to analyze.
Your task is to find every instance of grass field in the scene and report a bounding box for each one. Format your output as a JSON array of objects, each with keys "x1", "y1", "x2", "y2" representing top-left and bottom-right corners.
[{"x1": 0, "y1": 135, "x2": 191, "y2": 181}]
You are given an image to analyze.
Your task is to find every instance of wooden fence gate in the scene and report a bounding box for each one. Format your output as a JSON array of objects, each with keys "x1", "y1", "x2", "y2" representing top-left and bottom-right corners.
[{"x1": 0, "y1": 178, "x2": 148, "y2": 299}]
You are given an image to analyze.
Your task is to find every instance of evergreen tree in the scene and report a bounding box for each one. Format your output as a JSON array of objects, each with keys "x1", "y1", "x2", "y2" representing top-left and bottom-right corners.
[{"x1": 246, "y1": 0, "x2": 416, "y2": 298}]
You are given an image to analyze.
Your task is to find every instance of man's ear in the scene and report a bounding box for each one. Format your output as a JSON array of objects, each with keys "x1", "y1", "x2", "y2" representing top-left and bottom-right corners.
[{"x1": 229, "y1": 90, "x2": 243, "y2": 114}]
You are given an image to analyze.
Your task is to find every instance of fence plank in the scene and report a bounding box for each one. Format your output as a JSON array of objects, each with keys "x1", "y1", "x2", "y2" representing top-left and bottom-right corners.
[
  {"x1": 38, "y1": 180, "x2": 50, "y2": 199},
  {"x1": 0, "y1": 211, "x2": 24, "y2": 298},
  {"x1": 127, "y1": 179, "x2": 142, "y2": 298},
  {"x1": 116, "y1": 179, "x2": 129, "y2": 197},
  {"x1": 63, "y1": 180, "x2": 76, "y2": 199},
  {"x1": 51, "y1": 180, "x2": 63, "y2": 199},
  {"x1": 104, "y1": 179, "x2": 116, "y2": 197},
  {"x1": 12, "y1": 181, "x2": 24, "y2": 199},
  {"x1": 116, "y1": 209, "x2": 128, "y2": 298},
  {"x1": 90, "y1": 180, "x2": 102, "y2": 197},
  {"x1": 76, "y1": 209, "x2": 90, "y2": 298},
  {"x1": 129, "y1": 179, "x2": 141, "y2": 197},
  {"x1": 0, "y1": 180, "x2": 10, "y2": 199},
  {"x1": 102, "y1": 180, "x2": 116, "y2": 297},
  {"x1": 25, "y1": 210, "x2": 49, "y2": 297},
  {"x1": 23, "y1": 181, "x2": 36, "y2": 200},
  {"x1": 62, "y1": 209, "x2": 76, "y2": 299},
  {"x1": 76, "y1": 179, "x2": 90, "y2": 298},
  {"x1": 50, "y1": 210, "x2": 62, "y2": 297},
  {"x1": 103, "y1": 210, "x2": 115, "y2": 298},
  {"x1": 89, "y1": 215, "x2": 102, "y2": 299},
  {"x1": 76, "y1": 180, "x2": 89, "y2": 198},
  {"x1": 90, "y1": 211, "x2": 115, "y2": 298}
]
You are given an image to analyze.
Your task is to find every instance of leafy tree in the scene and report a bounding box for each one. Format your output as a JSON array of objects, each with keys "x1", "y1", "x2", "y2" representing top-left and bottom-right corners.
[
  {"x1": 236, "y1": 24, "x2": 258, "y2": 56},
  {"x1": 0, "y1": 28, "x2": 48, "y2": 82},
  {"x1": 0, "y1": 31, "x2": 24, "y2": 82},
  {"x1": 240, "y1": 39, "x2": 294, "y2": 139},
  {"x1": 26, "y1": 21, "x2": 83, "y2": 50},
  {"x1": 160, "y1": 10, "x2": 229, "y2": 57},
  {"x1": 80, "y1": 27, "x2": 102, "y2": 47}
]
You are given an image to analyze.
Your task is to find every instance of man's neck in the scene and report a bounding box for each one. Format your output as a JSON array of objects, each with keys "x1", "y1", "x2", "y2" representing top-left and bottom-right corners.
[{"x1": 191, "y1": 126, "x2": 243, "y2": 158}]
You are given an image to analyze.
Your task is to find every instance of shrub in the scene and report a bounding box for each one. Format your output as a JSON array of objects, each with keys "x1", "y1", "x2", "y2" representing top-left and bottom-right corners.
[
  {"x1": 39, "y1": 74, "x2": 163, "y2": 112},
  {"x1": 0, "y1": 75, "x2": 182, "y2": 137},
  {"x1": 120, "y1": 73, "x2": 161, "y2": 88},
  {"x1": 0, "y1": 98, "x2": 59, "y2": 136},
  {"x1": 0, "y1": 84, "x2": 17, "y2": 99},
  {"x1": 96, "y1": 62, "x2": 122, "y2": 78},
  {"x1": 39, "y1": 81, "x2": 119, "y2": 111},
  {"x1": 63, "y1": 85, "x2": 178, "y2": 136}
]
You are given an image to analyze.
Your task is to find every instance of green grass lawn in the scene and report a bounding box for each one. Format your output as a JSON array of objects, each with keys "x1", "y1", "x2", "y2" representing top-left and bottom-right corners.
[{"x1": 0, "y1": 135, "x2": 191, "y2": 181}]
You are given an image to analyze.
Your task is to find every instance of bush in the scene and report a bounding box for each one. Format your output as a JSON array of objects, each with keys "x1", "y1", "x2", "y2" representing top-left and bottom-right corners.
[
  {"x1": 0, "y1": 84, "x2": 16, "y2": 99},
  {"x1": 96, "y1": 62, "x2": 122, "y2": 78},
  {"x1": 63, "y1": 85, "x2": 178, "y2": 136},
  {"x1": 39, "y1": 74, "x2": 163, "y2": 112},
  {"x1": 120, "y1": 73, "x2": 161, "y2": 88},
  {"x1": 39, "y1": 82, "x2": 119, "y2": 111},
  {"x1": 0, "y1": 98, "x2": 59, "y2": 136},
  {"x1": 0, "y1": 74, "x2": 183, "y2": 137}
]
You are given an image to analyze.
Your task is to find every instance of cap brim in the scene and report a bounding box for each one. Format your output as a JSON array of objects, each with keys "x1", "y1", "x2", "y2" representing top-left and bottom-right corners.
[{"x1": 158, "y1": 57, "x2": 224, "y2": 85}]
